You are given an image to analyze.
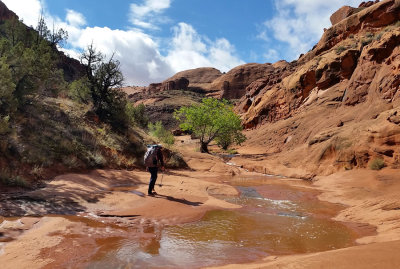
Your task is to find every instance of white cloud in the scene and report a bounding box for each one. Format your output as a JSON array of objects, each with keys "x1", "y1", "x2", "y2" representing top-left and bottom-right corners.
[
  {"x1": 263, "y1": 49, "x2": 279, "y2": 63},
  {"x1": 129, "y1": 0, "x2": 171, "y2": 29},
  {"x1": 65, "y1": 9, "x2": 86, "y2": 27},
  {"x1": 2, "y1": 0, "x2": 244, "y2": 85},
  {"x1": 2, "y1": 0, "x2": 42, "y2": 27},
  {"x1": 69, "y1": 27, "x2": 175, "y2": 85},
  {"x1": 166, "y1": 23, "x2": 244, "y2": 73},
  {"x1": 261, "y1": 0, "x2": 364, "y2": 60}
]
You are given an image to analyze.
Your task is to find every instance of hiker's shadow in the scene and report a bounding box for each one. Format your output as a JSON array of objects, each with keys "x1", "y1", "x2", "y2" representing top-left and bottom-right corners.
[{"x1": 156, "y1": 194, "x2": 203, "y2": 206}]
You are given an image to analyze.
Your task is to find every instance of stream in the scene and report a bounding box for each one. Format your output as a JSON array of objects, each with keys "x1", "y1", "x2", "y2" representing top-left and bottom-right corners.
[{"x1": 31, "y1": 175, "x2": 367, "y2": 269}]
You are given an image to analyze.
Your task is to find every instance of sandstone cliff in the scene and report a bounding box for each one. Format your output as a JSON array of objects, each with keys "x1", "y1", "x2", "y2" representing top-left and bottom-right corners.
[
  {"x1": 147, "y1": 67, "x2": 222, "y2": 94},
  {"x1": 233, "y1": 0, "x2": 400, "y2": 177}
]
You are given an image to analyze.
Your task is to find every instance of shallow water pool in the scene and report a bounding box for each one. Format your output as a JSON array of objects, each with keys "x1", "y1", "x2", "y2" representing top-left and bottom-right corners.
[{"x1": 81, "y1": 177, "x2": 360, "y2": 269}]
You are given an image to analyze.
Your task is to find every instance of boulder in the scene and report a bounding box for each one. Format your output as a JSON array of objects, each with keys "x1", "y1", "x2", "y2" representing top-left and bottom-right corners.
[{"x1": 330, "y1": 6, "x2": 357, "y2": 25}]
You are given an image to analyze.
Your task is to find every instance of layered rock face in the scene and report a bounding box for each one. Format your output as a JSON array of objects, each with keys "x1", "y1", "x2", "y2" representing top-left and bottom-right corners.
[
  {"x1": 147, "y1": 67, "x2": 222, "y2": 94},
  {"x1": 141, "y1": 64, "x2": 276, "y2": 100},
  {"x1": 209, "y1": 63, "x2": 278, "y2": 99},
  {"x1": 234, "y1": 0, "x2": 400, "y2": 176}
]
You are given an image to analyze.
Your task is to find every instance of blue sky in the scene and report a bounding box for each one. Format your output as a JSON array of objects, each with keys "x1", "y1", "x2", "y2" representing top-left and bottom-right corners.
[{"x1": 3, "y1": 0, "x2": 363, "y2": 85}]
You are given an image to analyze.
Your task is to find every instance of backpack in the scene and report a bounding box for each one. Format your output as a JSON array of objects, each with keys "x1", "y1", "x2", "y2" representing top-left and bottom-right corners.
[{"x1": 144, "y1": 145, "x2": 159, "y2": 167}]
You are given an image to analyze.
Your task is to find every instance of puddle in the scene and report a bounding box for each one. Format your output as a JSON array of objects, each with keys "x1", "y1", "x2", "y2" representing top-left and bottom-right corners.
[
  {"x1": 76, "y1": 178, "x2": 363, "y2": 268},
  {"x1": 5, "y1": 176, "x2": 371, "y2": 269}
]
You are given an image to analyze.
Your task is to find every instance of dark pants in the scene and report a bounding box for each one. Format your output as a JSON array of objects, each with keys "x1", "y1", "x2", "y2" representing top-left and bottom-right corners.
[{"x1": 148, "y1": 167, "x2": 158, "y2": 194}]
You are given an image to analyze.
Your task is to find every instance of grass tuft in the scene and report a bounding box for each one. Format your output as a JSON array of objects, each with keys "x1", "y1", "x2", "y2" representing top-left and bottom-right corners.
[{"x1": 369, "y1": 158, "x2": 385, "y2": 170}]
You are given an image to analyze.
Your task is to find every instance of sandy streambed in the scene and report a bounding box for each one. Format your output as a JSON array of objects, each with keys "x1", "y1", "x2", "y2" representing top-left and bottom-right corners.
[{"x1": 1, "y1": 145, "x2": 400, "y2": 268}]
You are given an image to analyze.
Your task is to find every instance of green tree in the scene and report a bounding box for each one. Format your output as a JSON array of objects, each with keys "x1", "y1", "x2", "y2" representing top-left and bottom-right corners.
[
  {"x1": 35, "y1": 15, "x2": 68, "y2": 47},
  {"x1": 3, "y1": 17, "x2": 26, "y2": 47},
  {"x1": 0, "y1": 57, "x2": 17, "y2": 115},
  {"x1": 174, "y1": 98, "x2": 246, "y2": 153},
  {"x1": 80, "y1": 44, "x2": 127, "y2": 130}
]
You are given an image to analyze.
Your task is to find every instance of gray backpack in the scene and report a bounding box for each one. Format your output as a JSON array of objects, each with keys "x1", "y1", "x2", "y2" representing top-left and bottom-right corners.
[{"x1": 144, "y1": 145, "x2": 159, "y2": 167}]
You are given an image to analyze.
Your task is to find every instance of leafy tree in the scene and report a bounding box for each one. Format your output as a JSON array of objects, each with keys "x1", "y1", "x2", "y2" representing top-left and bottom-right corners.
[
  {"x1": 174, "y1": 98, "x2": 246, "y2": 153},
  {"x1": 80, "y1": 44, "x2": 127, "y2": 130}
]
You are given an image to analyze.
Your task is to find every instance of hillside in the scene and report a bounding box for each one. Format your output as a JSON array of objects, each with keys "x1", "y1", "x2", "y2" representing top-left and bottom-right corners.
[{"x1": 0, "y1": 1, "x2": 148, "y2": 188}]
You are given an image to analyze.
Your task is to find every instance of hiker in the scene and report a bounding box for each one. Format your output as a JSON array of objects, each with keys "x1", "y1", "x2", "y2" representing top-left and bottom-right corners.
[{"x1": 144, "y1": 144, "x2": 165, "y2": 196}]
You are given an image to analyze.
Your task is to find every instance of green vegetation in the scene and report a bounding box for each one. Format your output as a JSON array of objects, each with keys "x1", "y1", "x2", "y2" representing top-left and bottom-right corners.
[
  {"x1": 148, "y1": 121, "x2": 174, "y2": 145},
  {"x1": 126, "y1": 103, "x2": 149, "y2": 128},
  {"x1": 80, "y1": 43, "x2": 128, "y2": 131},
  {"x1": 174, "y1": 98, "x2": 246, "y2": 153},
  {"x1": 369, "y1": 158, "x2": 385, "y2": 170},
  {"x1": 0, "y1": 16, "x2": 148, "y2": 185},
  {"x1": 0, "y1": 168, "x2": 29, "y2": 188},
  {"x1": 335, "y1": 46, "x2": 346, "y2": 54}
]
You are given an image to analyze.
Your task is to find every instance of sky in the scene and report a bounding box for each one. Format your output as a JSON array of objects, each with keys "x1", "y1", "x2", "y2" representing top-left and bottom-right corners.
[{"x1": 2, "y1": 0, "x2": 364, "y2": 86}]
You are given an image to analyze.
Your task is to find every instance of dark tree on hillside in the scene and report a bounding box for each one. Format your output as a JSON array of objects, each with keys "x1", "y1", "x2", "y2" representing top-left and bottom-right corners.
[
  {"x1": 80, "y1": 44, "x2": 127, "y2": 130},
  {"x1": 36, "y1": 14, "x2": 68, "y2": 47}
]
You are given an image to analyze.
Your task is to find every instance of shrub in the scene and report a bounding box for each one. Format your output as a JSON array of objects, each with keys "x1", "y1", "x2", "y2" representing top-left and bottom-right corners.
[
  {"x1": 166, "y1": 152, "x2": 188, "y2": 169},
  {"x1": 0, "y1": 169, "x2": 30, "y2": 188},
  {"x1": 0, "y1": 115, "x2": 10, "y2": 135},
  {"x1": 226, "y1": 148, "x2": 238, "y2": 155},
  {"x1": 68, "y1": 77, "x2": 91, "y2": 103},
  {"x1": 30, "y1": 165, "x2": 43, "y2": 179},
  {"x1": 365, "y1": 32, "x2": 374, "y2": 38},
  {"x1": 369, "y1": 158, "x2": 385, "y2": 170},
  {"x1": 126, "y1": 103, "x2": 149, "y2": 128},
  {"x1": 336, "y1": 46, "x2": 346, "y2": 54},
  {"x1": 148, "y1": 121, "x2": 174, "y2": 145}
]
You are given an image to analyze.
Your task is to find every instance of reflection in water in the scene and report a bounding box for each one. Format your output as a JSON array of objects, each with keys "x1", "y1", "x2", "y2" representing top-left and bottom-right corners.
[{"x1": 81, "y1": 180, "x2": 359, "y2": 269}]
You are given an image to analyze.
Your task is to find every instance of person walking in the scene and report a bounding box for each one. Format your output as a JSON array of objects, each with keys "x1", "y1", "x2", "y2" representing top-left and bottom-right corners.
[{"x1": 144, "y1": 144, "x2": 165, "y2": 196}]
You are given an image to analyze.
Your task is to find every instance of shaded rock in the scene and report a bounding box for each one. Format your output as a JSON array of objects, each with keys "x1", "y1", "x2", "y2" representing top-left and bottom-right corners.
[{"x1": 210, "y1": 63, "x2": 277, "y2": 99}]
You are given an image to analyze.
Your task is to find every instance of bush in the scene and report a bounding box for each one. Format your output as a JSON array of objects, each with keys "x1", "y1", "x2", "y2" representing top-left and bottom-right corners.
[
  {"x1": 0, "y1": 169, "x2": 30, "y2": 188},
  {"x1": 369, "y1": 158, "x2": 385, "y2": 170},
  {"x1": 0, "y1": 115, "x2": 10, "y2": 135},
  {"x1": 148, "y1": 121, "x2": 174, "y2": 145},
  {"x1": 126, "y1": 103, "x2": 149, "y2": 128},
  {"x1": 166, "y1": 152, "x2": 188, "y2": 169},
  {"x1": 335, "y1": 46, "x2": 346, "y2": 54},
  {"x1": 68, "y1": 77, "x2": 91, "y2": 103}
]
